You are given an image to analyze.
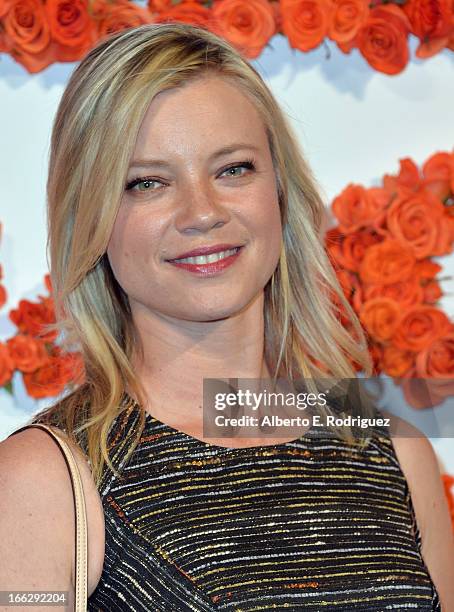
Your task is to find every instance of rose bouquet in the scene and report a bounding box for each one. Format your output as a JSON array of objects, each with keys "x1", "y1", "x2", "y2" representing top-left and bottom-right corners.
[
  {"x1": 0, "y1": 0, "x2": 453, "y2": 75},
  {"x1": 326, "y1": 149, "x2": 454, "y2": 409},
  {"x1": 0, "y1": 272, "x2": 84, "y2": 398}
]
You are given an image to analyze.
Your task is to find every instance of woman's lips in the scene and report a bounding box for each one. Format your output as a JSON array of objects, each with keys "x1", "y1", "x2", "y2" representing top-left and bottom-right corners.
[{"x1": 166, "y1": 246, "x2": 243, "y2": 276}]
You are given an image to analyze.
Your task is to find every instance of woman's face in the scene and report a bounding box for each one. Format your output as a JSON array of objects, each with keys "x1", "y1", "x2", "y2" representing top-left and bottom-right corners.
[{"x1": 107, "y1": 74, "x2": 282, "y2": 323}]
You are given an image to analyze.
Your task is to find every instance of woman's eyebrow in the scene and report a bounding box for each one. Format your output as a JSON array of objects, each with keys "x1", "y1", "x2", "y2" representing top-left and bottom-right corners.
[{"x1": 129, "y1": 143, "x2": 261, "y2": 169}]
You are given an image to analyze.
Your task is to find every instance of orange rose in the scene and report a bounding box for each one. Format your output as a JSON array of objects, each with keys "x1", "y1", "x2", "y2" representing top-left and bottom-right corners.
[
  {"x1": 335, "y1": 268, "x2": 360, "y2": 303},
  {"x1": 13, "y1": 43, "x2": 62, "y2": 72},
  {"x1": 327, "y1": 246, "x2": 364, "y2": 313},
  {"x1": 280, "y1": 0, "x2": 332, "y2": 52},
  {"x1": 355, "y1": 4, "x2": 411, "y2": 75},
  {"x1": 351, "y1": 282, "x2": 363, "y2": 314},
  {"x1": 0, "y1": 0, "x2": 14, "y2": 19},
  {"x1": 270, "y1": 1, "x2": 282, "y2": 32},
  {"x1": 422, "y1": 151, "x2": 454, "y2": 201},
  {"x1": 0, "y1": 27, "x2": 13, "y2": 53},
  {"x1": 154, "y1": 2, "x2": 220, "y2": 31},
  {"x1": 386, "y1": 188, "x2": 451, "y2": 259},
  {"x1": 9, "y1": 297, "x2": 57, "y2": 342},
  {"x1": 422, "y1": 279, "x2": 442, "y2": 304},
  {"x1": 147, "y1": 0, "x2": 172, "y2": 12},
  {"x1": 363, "y1": 278, "x2": 424, "y2": 309},
  {"x1": 0, "y1": 284, "x2": 6, "y2": 309},
  {"x1": 417, "y1": 31, "x2": 453, "y2": 57},
  {"x1": 414, "y1": 260, "x2": 442, "y2": 279},
  {"x1": 92, "y1": 0, "x2": 152, "y2": 39},
  {"x1": 359, "y1": 239, "x2": 416, "y2": 285},
  {"x1": 6, "y1": 334, "x2": 49, "y2": 373},
  {"x1": 59, "y1": 350, "x2": 85, "y2": 385},
  {"x1": 44, "y1": 272, "x2": 52, "y2": 294},
  {"x1": 359, "y1": 297, "x2": 402, "y2": 342},
  {"x1": 327, "y1": 0, "x2": 369, "y2": 44},
  {"x1": 402, "y1": 0, "x2": 452, "y2": 57},
  {"x1": 392, "y1": 305, "x2": 451, "y2": 352},
  {"x1": 23, "y1": 355, "x2": 68, "y2": 398},
  {"x1": 2, "y1": 0, "x2": 50, "y2": 54},
  {"x1": 383, "y1": 157, "x2": 422, "y2": 195},
  {"x1": 368, "y1": 187, "x2": 392, "y2": 230},
  {"x1": 413, "y1": 260, "x2": 444, "y2": 304},
  {"x1": 0, "y1": 342, "x2": 14, "y2": 386},
  {"x1": 46, "y1": 0, "x2": 95, "y2": 61},
  {"x1": 401, "y1": 369, "x2": 454, "y2": 409},
  {"x1": 332, "y1": 184, "x2": 389, "y2": 234},
  {"x1": 369, "y1": 343, "x2": 384, "y2": 375},
  {"x1": 447, "y1": 29, "x2": 454, "y2": 51},
  {"x1": 212, "y1": 0, "x2": 277, "y2": 59},
  {"x1": 416, "y1": 330, "x2": 454, "y2": 377},
  {"x1": 326, "y1": 228, "x2": 381, "y2": 273},
  {"x1": 382, "y1": 345, "x2": 414, "y2": 377}
]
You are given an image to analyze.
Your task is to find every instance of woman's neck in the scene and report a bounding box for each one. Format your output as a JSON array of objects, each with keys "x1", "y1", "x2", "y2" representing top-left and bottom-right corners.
[{"x1": 129, "y1": 292, "x2": 270, "y2": 426}]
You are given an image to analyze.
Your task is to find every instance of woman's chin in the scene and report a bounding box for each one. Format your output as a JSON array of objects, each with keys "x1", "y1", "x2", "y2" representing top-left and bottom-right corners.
[{"x1": 173, "y1": 297, "x2": 257, "y2": 323}]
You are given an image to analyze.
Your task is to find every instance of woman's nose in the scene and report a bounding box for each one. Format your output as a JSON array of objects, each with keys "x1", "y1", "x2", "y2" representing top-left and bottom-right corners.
[{"x1": 173, "y1": 182, "x2": 231, "y2": 234}]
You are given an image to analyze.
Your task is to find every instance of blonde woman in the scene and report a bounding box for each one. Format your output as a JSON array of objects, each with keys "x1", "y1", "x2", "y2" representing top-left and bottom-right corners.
[{"x1": 1, "y1": 23, "x2": 453, "y2": 611}]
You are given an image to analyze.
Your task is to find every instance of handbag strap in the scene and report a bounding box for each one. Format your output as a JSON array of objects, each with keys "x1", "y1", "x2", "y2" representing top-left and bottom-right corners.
[{"x1": 8, "y1": 423, "x2": 88, "y2": 611}]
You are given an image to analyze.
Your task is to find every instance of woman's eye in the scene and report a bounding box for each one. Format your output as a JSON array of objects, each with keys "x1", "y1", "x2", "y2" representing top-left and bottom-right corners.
[
  {"x1": 220, "y1": 160, "x2": 255, "y2": 178},
  {"x1": 125, "y1": 177, "x2": 162, "y2": 192}
]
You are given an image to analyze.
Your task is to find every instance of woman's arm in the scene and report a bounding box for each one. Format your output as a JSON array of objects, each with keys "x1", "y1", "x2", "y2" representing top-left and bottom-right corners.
[
  {"x1": 0, "y1": 428, "x2": 75, "y2": 611},
  {"x1": 389, "y1": 417, "x2": 454, "y2": 610}
]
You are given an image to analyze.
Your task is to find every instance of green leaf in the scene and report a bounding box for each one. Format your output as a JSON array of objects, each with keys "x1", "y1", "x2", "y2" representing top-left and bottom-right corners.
[{"x1": 2, "y1": 380, "x2": 13, "y2": 395}]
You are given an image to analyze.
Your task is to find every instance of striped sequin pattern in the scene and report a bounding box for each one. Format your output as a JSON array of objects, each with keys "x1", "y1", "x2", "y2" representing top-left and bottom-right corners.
[{"x1": 87, "y1": 395, "x2": 441, "y2": 611}]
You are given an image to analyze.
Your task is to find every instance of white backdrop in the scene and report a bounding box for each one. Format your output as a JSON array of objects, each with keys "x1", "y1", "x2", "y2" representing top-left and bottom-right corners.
[{"x1": 0, "y1": 32, "x2": 453, "y2": 470}]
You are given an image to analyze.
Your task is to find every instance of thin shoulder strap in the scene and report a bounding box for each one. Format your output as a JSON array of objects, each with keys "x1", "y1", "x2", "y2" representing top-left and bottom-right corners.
[{"x1": 8, "y1": 423, "x2": 88, "y2": 611}]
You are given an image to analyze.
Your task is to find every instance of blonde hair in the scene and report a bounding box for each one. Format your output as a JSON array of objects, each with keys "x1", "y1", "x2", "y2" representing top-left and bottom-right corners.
[{"x1": 30, "y1": 22, "x2": 374, "y2": 487}]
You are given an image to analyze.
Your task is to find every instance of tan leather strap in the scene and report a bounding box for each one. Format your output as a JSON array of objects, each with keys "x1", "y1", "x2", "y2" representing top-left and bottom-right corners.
[{"x1": 8, "y1": 423, "x2": 88, "y2": 611}]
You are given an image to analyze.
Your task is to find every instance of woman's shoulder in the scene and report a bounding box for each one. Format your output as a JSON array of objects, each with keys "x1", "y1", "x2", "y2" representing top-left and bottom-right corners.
[{"x1": 0, "y1": 423, "x2": 105, "y2": 598}]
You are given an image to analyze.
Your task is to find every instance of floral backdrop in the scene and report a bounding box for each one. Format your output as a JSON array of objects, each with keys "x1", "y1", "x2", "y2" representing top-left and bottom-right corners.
[
  {"x1": 327, "y1": 150, "x2": 454, "y2": 409},
  {"x1": 0, "y1": 0, "x2": 453, "y2": 75}
]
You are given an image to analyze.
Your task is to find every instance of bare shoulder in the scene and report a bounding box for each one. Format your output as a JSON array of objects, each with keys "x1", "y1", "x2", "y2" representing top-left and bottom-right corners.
[
  {"x1": 380, "y1": 410, "x2": 454, "y2": 609},
  {"x1": 0, "y1": 425, "x2": 105, "y2": 600}
]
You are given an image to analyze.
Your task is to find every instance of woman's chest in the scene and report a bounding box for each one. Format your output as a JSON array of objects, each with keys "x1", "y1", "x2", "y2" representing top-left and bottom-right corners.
[{"x1": 88, "y1": 445, "x2": 438, "y2": 610}]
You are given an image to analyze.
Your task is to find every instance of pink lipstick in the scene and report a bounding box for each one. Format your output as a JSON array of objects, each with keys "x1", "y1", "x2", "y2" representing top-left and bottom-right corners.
[{"x1": 166, "y1": 245, "x2": 244, "y2": 276}]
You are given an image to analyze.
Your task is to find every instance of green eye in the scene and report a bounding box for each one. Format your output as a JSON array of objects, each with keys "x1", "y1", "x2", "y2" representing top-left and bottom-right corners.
[
  {"x1": 220, "y1": 160, "x2": 256, "y2": 177},
  {"x1": 137, "y1": 180, "x2": 158, "y2": 191},
  {"x1": 125, "y1": 177, "x2": 162, "y2": 192},
  {"x1": 223, "y1": 166, "x2": 245, "y2": 176}
]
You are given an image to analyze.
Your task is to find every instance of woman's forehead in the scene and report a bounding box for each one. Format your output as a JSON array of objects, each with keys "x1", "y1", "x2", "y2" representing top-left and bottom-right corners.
[{"x1": 132, "y1": 78, "x2": 267, "y2": 161}]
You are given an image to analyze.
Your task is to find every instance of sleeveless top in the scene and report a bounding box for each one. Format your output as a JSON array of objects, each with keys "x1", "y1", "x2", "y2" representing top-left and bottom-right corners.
[{"x1": 82, "y1": 393, "x2": 441, "y2": 611}]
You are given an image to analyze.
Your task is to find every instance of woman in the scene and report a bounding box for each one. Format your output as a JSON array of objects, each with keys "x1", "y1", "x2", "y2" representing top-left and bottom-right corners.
[{"x1": 1, "y1": 23, "x2": 453, "y2": 611}]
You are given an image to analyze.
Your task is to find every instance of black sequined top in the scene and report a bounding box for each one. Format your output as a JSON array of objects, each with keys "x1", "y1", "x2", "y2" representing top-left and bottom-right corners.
[{"x1": 85, "y1": 393, "x2": 441, "y2": 611}]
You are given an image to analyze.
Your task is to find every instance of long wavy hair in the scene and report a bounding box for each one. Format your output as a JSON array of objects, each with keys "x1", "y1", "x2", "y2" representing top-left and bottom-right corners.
[{"x1": 29, "y1": 22, "x2": 374, "y2": 487}]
